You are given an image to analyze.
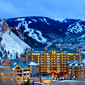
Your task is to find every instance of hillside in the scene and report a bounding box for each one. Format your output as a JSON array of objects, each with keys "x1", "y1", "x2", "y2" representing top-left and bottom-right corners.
[{"x1": 0, "y1": 18, "x2": 30, "y2": 59}]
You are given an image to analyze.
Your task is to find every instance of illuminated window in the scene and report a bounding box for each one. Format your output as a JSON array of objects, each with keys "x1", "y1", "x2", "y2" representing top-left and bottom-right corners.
[
  {"x1": 76, "y1": 53, "x2": 78, "y2": 55},
  {"x1": 72, "y1": 67, "x2": 75, "y2": 69},
  {"x1": 82, "y1": 75, "x2": 84, "y2": 78},
  {"x1": 74, "y1": 76, "x2": 75, "y2": 78},
  {"x1": 74, "y1": 56, "x2": 76, "y2": 61},
  {"x1": 57, "y1": 53, "x2": 60, "y2": 55},
  {"x1": 61, "y1": 58, "x2": 63, "y2": 60},
  {"x1": 47, "y1": 58, "x2": 50, "y2": 60},
  {"x1": 57, "y1": 70, "x2": 60, "y2": 72},
  {"x1": 64, "y1": 70, "x2": 66, "y2": 72},
  {"x1": 57, "y1": 60, "x2": 60, "y2": 62},
  {"x1": 41, "y1": 70, "x2": 43, "y2": 72},
  {"x1": 64, "y1": 65, "x2": 66, "y2": 67},
  {"x1": 57, "y1": 58, "x2": 60, "y2": 60},
  {"x1": 82, "y1": 72, "x2": 84, "y2": 74},
  {"x1": 47, "y1": 61, "x2": 50, "y2": 62},
  {"x1": 57, "y1": 63, "x2": 60, "y2": 64},
  {"x1": 78, "y1": 67, "x2": 80, "y2": 69},
  {"x1": 47, "y1": 56, "x2": 50, "y2": 57},
  {"x1": 78, "y1": 72, "x2": 80, "y2": 74},
  {"x1": 30, "y1": 66, "x2": 32, "y2": 73},
  {"x1": 46, "y1": 53, "x2": 49, "y2": 55},
  {"x1": 79, "y1": 53, "x2": 81, "y2": 55},
  {"x1": 61, "y1": 53, "x2": 63, "y2": 55},
  {"x1": 46, "y1": 70, "x2": 50, "y2": 72},
  {"x1": 69, "y1": 67, "x2": 71, "y2": 69},
  {"x1": 57, "y1": 65, "x2": 60, "y2": 67},
  {"x1": 1, "y1": 73, "x2": 5, "y2": 76},
  {"x1": 51, "y1": 50, "x2": 56, "y2": 55},
  {"x1": 69, "y1": 72, "x2": 71, "y2": 74},
  {"x1": 82, "y1": 67, "x2": 84, "y2": 69},
  {"x1": 72, "y1": 70, "x2": 75, "y2": 72},
  {"x1": 72, "y1": 72, "x2": 75, "y2": 74},
  {"x1": 64, "y1": 53, "x2": 66, "y2": 55},
  {"x1": 57, "y1": 56, "x2": 60, "y2": 57}
]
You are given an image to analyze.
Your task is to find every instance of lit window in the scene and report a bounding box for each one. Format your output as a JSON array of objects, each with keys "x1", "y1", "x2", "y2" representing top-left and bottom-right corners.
[
  {"x1": 69, "y1": 72, "x2": 71, "y2": 74},
  {"x1": 57, "y1": 65, "x2": 60, "y2": 67},
  {"x1": 57, "y1": 56, "x2": 60, "y2": 57},
  {"x1": 47, "y1": 56, "x2": 50, "y2": 57},
  {"x1": 76, "y1": 53, "x2": 78, "y2": 55},
  {"x1": 74, "y1": 76, "x2": 75, "y2": 78},
  {"x1": 78, "y1": 72, "x2": 80, "y2": 74},
  {"x1": 57, "y1": 70, "x2": 60, "y2": 72},
  {"x1": 72, "y1": 67, "x2": 75, "y2": 69}
]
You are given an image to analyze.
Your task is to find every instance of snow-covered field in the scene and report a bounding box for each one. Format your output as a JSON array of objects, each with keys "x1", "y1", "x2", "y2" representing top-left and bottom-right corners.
[
  {"x1": 0, "y1": 18, "x2": 30, "y2": 59},
  {"x1": 1, "y1": 30, "x2": 30, "y2": 59}
]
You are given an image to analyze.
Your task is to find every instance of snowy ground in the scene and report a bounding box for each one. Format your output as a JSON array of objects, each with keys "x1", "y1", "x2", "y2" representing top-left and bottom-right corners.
[{"x1": 1, "y1": 30, "x2": 30, "y2": 59}]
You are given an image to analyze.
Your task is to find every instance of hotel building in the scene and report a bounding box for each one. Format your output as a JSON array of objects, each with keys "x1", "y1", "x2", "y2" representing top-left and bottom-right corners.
[{"x1": 25, "y1": 47, "x2": 83, "y2": 76}]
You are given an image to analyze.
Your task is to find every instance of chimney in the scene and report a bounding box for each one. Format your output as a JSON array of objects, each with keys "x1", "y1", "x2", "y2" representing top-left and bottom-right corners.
[
  {"x1": 27, "y1": 49, "x2": 31, "y2": 52},
  {"x1": 77, "y1": 49, "x2": 80, "y2": 52},
  {"x1": 60, "y1": 47, "x2": 63, "y2": 51},
  {"x1": 44, "y1": 47, "x2": 48, "y2": 51}
]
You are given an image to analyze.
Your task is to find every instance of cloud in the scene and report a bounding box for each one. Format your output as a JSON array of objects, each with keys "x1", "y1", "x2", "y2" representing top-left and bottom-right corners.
[{"x1": 0, "y1": 0, "x2": 85, "y2": 20}]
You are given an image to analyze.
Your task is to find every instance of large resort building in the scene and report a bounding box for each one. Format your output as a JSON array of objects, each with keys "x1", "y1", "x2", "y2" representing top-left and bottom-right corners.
[{"x1": 25, "y1": 46, "x2": 83, "y2": 76}]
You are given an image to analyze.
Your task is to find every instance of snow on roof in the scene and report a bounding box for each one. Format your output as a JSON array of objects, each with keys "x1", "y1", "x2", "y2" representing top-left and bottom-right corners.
[
  {"x1": 11, "y1": 62, "x2": 30, "y2": 69},
  {"x1": 53, "y1": 80, "x2": 83, "y2": 82},
  {"x1": 41, "y1": 76, "x2": 52, "y2": 79},
  {"x1": 0, "y1": 65, "x2": 10, "y2": 68},
  {"x1": 26, "y1": 61, "x2": 39, "y2": 66},
  {"x1": 68, "y1": 60, "x2": 84, "y2": 67}
]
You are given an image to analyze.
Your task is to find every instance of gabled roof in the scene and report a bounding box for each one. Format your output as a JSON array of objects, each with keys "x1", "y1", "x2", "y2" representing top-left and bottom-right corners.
[
  {"x1": 67, "y1": 60, "x2": 84, "y2": 67},
  {"x1": 25, "y1": 61, "x2": 39, "y2": 66},
  {"x1": 11, "y1": 62, "x2": 30, "y2": 69}
]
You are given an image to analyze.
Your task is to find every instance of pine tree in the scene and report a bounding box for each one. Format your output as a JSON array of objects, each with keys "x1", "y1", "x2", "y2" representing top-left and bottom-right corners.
[{"x1": 16, "y1": 52, "x2": 18, "y2": 59}]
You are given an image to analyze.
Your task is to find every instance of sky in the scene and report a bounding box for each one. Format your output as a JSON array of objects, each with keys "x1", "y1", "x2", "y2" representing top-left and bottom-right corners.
[{"x1": 0, "y1": 0, "x2": 85, "y2": 21}]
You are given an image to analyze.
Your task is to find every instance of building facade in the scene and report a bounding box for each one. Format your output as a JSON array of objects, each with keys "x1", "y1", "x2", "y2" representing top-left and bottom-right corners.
[
  {"x1": 25, "y1": 61, "x2": 39, "y2": 77},
  {"x1": 0, "y1": 62, "x2": 30, "y2": 82},
  {"x1": 26, "y1": 47, "x2": 83, "y2": 75},
  {"x1": 67, "y1": 60, "x2": 84, "y2": 80}
]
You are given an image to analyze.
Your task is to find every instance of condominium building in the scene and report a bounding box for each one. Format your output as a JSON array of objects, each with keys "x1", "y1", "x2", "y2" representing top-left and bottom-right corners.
[
  {"x1": 0, "y1": 62, "x2": 30, "y2": 82},
  {"x1": 25, "y1": 47, "x2": 83, "y2": 75},
  {"x1": 25, "y1": 61, "x2": 39, "y2": 77},
  {"x1": 67, "y1": 60, "x2": 84, "y2": 80}
]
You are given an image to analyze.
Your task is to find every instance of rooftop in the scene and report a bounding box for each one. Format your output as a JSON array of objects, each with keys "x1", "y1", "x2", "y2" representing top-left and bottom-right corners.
[
  {"x1": 27, "y1": 46, "x2": 79, "y2": 53},
  {"x1": 67, "y1": 60, "x2": 84, "y2": 67},
  {"x1": 25, "y1": 61, "x2": 39, "y2": 66},
  {"x1": 11, "y1": 62, "x2": 30, "y2": 69}
]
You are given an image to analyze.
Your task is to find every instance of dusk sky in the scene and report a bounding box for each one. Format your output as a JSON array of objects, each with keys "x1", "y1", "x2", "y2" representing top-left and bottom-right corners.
[{"x1": 0, "y1": 0, "x2": 85, "y2": 21}]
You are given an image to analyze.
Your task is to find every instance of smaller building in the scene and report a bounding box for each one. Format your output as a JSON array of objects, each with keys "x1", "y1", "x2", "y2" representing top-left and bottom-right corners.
[
  {"x1": 67, "y1": 60, "x2": 84, "y2": 80},
  {"x1": 25, "y1": 61, "x2": 39, "y2": 77},
  {"x1": 0, "y1": 62, "x2": 30, "y2": 82},
  {"x1": 40, "y1": 76, "x2": 52, "y2": 84}
]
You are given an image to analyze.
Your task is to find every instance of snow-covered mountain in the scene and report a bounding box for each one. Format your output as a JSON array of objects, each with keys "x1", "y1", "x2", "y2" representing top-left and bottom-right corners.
[
  {"x1": 5, "y1": 17, "x2": 85, "y2": 50},
  {"x1": 6, "y1": 17, "x2": 85, "y2": 40},
  {"x1": 0, "y1": 18, "x2": 30, "y2": 59}
]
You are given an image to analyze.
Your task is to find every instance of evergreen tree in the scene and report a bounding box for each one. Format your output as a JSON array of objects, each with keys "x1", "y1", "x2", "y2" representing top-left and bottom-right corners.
[{"x1": 16, "y1": 52, "x2": 18, "y2": 59}]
